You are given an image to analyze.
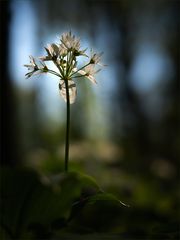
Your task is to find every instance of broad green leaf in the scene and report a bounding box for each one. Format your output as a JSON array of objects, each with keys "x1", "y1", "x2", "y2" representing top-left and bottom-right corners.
[
  {"x1": 1, "y1": 168, "x2": 127, "y2": 237},
  {"x1": 87, "y1": 193, "x2": 122, "y2": 204},
  {"x1": 68, "y1": 192, "x2": 128, "y2": 233},
  {"x1": 69, "y1": 171, "x2": 100, "y2": 196},
  {"x1": 0, "y1": 168, "x2": 89, "y2": 238},
  {"x1": 87, "y1": 193, "x2": 129, "y2": 207}
]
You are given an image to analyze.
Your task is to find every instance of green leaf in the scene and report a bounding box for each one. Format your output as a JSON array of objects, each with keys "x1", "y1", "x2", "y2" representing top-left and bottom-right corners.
[
  {"x1": 0, "y1": 168, "x2": 89, "y2": 238},
  {"x1": 87, "y1": 193, "x2": 129, "y2": 207},
  {"x1": 68, "y1": 192, "x2": 128, "y2": 233},
  {"x1": 87, "y1": 193, "x2": 121, "y2": 204},
  {"x1": 70, "y1": 171, "x2": 100, "y2": 196},
  {"x1": 1, "y1": 168, "x2": 127, "y2": 237}
]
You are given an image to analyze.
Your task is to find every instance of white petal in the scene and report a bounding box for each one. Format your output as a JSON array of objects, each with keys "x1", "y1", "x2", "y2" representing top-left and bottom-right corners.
[
  {"x1": 86, "y1": 75, "x2": 97, "y2": 84},
  {"x1": 77, "y1": 69, "x2": 86, "y2": 76},
  {"x1": 72, "y1": 67, "x2": 78, "y2": 72},
  {"x1": 59, "y1": 80, "x2": 77, "y2": 104},
  {"x1": 51, "y1": 43, "x2": 59, "y2": 55}
]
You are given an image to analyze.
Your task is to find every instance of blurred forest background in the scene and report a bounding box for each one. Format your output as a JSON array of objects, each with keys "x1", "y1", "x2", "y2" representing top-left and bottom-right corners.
[{"x1": 1, "y1": 0, "x2": 179, "y2": 239}]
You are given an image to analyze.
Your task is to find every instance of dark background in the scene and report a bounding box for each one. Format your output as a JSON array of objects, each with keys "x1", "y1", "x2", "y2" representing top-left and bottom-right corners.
[{"x1": 1, "y1": 0, "x2": 179, "y2": 239}]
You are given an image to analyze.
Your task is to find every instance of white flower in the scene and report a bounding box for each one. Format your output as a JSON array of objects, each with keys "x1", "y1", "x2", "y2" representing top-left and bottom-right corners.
[
  {"x1": 61, "y1": 32, "x2": 80, "y2": 50},
  {"x1": 47, "y1": 43, "x2": 59, "y2": 56},
  {"x1": 39, "y1": 43, "x2": 60, "y2": 61},
  {"x1": 60, "y1": 31, "x2": 87, "y2": 56},
  {"x1": 24, "y1": 56, "x2": 39, "y2": 78},
  {"x1": 24, "y1": 31, "x2": 105, "y2": 104},
  {"x1": 77, "y1": 65, "x2": 101, "y2": 84},
  {"x1": 89, "y1": 50, "x2": 106, "y2": 67},
  {"x1": 89, "y1": 51, "x2": 103, "y2": 65},
  {"x1": 59, "y1": 44, "x2": 68, "y2": 56},
  {"x1": 24, "y1": 55, "x2": 37, "y2": 69},
  {"x1": 24, "y1": 56, "x2": 48, "y2": 78}
]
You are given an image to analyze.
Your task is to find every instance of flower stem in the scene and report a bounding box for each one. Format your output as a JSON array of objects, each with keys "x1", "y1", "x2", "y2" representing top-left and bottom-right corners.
[
  {"x1": 70, "y1": 62, "x2": 91, "y2": 77},
  {"x1": 64, "y1": 79, "x2": 70, "y2": 172}
]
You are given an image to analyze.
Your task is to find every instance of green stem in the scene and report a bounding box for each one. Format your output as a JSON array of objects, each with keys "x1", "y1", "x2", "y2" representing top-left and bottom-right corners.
[
  {"x1": 70, "y1": 62, "x2": 91, "y2": 77},
  {"x1": 48, "y1": 69, "x2": 61, "y2": 78},
  {"x1": 64, "y1": 79, "x2": 70, "y2": 172}
]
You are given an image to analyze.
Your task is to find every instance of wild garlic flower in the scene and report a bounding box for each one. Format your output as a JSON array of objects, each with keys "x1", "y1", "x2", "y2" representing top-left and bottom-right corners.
[
  {"x1": 24, "y1": 56, "x2": 48, "y2": 78},
  {"x1": 24, "y1": 31, "x2": 104, "y2": 104},
  {"x1": 60, "y1": 31, "x2": 87, "y2": 56},
  {"x1": 39, "y1": 44, "x2": 60, "y2": 61},
  {"x1": 89, "y1": 51, "x2": 103, "y2": 65},
  {"x1": 76, "y1": 65, "x2": 101, "y2": 84}
]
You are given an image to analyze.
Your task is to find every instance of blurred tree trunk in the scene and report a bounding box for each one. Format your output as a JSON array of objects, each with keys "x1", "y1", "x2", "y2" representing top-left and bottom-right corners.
[
  {"x1": 0, "y1": 0, "x2": 20, "y2": 166},
  {"x1": 106, "y1": 2, "x2": 149, "y2": 162}
]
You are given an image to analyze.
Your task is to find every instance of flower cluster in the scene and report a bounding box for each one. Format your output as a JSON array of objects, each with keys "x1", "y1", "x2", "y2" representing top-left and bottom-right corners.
[{"x1": 24, "y1": 31, "x2": 103, "y2": 104}]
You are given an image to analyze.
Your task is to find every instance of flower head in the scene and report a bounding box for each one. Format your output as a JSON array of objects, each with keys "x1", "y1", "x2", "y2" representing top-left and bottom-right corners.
[{"x1": 24, "y1": 31, "x2": 105, "y2": 104}]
